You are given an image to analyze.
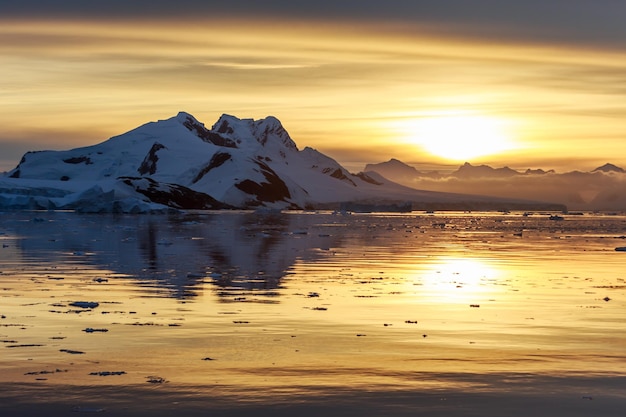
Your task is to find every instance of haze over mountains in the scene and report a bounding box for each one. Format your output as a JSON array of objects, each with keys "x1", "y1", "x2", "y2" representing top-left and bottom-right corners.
[
  {"x1": 365, "y1": 159, "x2": 626, "y2": 211},
  {"x1": 0, "y1": 112, "x2": 565, "y2": 213}
]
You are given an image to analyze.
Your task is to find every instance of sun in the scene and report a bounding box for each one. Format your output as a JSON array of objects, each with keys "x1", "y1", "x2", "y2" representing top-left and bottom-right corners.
[{"x1": 403, "y1": 113, "x2": 516, "y2": 161}]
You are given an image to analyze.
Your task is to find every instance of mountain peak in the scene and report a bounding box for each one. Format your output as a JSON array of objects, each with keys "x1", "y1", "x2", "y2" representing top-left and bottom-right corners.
[
  {"x1": 212, "y1": 114, "x2": 242, "y2": 135},
  {"x1": 211, "y1": 114, "x2": 297, "y2": 152},
  {"x1": 176, "y1": 112, "x2": 237, "y2": 148},
  {"x1": 453, "y1": 162, "x2": 518, "y2": 178},
  {"x1": 175, "y1": 111, "x2": 201, "y2": 124},
  {"x1": 592, "y1": 163, "x2": 625, "y2": 173},
  {"x1": 364, "y1": 158, "x2": 420, "y2": 175},
  {"x1": 386, "y1": 158, "x2": 411, "y2": 167}
]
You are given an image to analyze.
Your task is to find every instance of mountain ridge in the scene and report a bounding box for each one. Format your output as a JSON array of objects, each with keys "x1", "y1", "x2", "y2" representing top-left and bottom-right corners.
[{"x1": 366, "y1": 158, "x2": 619, "y2": 178}]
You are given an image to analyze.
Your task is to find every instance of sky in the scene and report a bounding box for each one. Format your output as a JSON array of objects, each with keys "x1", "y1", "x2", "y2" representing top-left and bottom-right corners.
[{"x1": 2, "y1": 1, "x2": 626, "y2": 173}]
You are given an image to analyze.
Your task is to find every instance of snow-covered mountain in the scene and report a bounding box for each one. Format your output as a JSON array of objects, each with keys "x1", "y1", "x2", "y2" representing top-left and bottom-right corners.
[{"x1": 0, "y1": 112, "x2": 564, "y2": 213}]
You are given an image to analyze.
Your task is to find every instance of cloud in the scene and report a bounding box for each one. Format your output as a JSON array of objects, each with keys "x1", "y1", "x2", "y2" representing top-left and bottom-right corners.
[
  {"x1": 2, "y1": 8, "x2": 626, "y2": 173},
  {"x1": 3, "y1": 1, "x2": 626, "y2": 49}
]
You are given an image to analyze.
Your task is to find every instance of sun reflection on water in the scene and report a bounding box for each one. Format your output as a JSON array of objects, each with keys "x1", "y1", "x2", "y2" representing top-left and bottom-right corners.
[{"x1": 413, "y1": 257, "x2": 502, "y2": 303}]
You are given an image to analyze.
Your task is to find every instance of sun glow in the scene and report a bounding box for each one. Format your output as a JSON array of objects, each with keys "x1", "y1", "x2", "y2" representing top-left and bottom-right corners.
[{"x1": 403, "y1": 113, "x2": 516, "y2": 162}]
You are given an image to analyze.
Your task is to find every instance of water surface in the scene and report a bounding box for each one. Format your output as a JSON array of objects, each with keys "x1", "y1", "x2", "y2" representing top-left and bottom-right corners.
[{"x1": 1, "y1": 211, "x2": 625, "y2": 415}]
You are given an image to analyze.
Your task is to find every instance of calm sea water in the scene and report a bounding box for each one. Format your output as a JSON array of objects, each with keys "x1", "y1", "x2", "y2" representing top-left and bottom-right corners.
[{"x1": 1, "y1": 210, "x2": 626, "y2": 416}]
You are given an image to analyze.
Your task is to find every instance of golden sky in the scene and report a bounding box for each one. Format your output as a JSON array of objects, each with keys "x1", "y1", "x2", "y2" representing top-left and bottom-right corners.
[{"x1": 2, "y1": 10, "x2": 626, "y2": 172}]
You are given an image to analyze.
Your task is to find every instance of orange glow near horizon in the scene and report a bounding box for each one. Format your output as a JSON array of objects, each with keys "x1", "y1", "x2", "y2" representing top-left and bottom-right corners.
[
  {"x1": 2, "y1": 18, "x2": 626, "y2": 171},
  {"x1": 396, "y1": 112, "x2": 519, "y2": 162}
]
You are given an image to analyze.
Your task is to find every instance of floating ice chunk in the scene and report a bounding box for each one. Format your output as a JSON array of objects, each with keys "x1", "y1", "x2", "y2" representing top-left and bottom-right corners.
[
  {"x1": 60, "y1": 349, "x2": 85, "y2": 354},
  {"x1": 83, "y1": 328, "x2": 109, "y2": 333},
  {"x1": 69, "y1": 301, "x2": 99, "y2": 309},
  {"x1": 89, "y1": 371, "x2": 125, "y2": 376}
]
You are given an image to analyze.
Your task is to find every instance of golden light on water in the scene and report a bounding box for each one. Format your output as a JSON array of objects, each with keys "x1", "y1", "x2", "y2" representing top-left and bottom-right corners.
[
  {"x1": 3, "y1": 211, "x2": 626, "y2": 413},
  {"x1": 414, "y1": 256, "x2": 502, "y2": 302}
]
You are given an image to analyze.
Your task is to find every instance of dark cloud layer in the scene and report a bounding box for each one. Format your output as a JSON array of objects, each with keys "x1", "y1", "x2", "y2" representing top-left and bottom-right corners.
[{"x1": 3, "y1": 1, "x2": 626, "y2": 48}]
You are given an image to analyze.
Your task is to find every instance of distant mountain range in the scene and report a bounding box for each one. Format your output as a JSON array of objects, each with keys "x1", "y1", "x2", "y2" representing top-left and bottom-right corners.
[
  {"x1": 364, "y1": 159, "x2": 626, "y2": 211},
  {"x1": 366, "y1": 159, "x2": 625, "y2": 179},
  {"x1": 0, "y1": 112, "x2": 565, "y2": 213}
]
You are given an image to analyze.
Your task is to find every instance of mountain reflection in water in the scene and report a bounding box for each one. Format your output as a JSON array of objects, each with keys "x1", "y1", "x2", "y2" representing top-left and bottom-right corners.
[{"x1": 3, "y1": 211, "x2": 345, "y2": 299}]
